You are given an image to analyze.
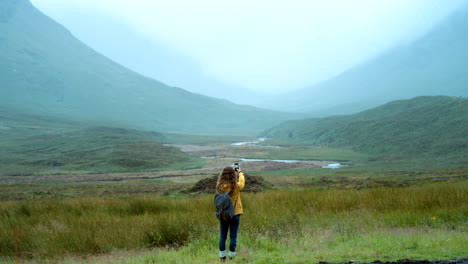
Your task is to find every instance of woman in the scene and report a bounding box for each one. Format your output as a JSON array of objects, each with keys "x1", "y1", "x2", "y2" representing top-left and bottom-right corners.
[{"x1": 216, "y1": 165, "x2": 245, "y2": 262}]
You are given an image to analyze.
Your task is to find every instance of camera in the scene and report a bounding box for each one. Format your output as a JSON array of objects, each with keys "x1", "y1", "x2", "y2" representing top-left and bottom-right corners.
[{"x1": 234, "y1": 162, "x2": 240, "y2": 169}]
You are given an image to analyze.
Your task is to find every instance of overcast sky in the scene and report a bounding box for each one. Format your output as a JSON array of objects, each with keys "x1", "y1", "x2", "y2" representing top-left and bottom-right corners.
[{"x1": 31, "y1": 0, "x2": 468, "y2": 94}]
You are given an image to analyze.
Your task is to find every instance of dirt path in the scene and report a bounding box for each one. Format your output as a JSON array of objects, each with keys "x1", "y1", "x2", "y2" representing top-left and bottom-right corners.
[{"x1": 0, "y1": 169, "x2": 217, "y2": 184}]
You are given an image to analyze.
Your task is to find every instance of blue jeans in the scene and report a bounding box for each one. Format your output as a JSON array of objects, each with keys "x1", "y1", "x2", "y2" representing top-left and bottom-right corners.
[{"x1": 219, "y1": 214, "x2": 241, "y2": 252}]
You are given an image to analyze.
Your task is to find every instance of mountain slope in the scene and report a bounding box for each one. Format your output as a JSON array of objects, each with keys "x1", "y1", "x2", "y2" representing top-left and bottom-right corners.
[
  {"x1": 0, "y1": 0, "x2": 294, "y2": 135},
  {"x1": 28, "y1": 8, "x2": 268, "y2": 105},
  {"x1": 277, "y1": 6, "x2": 468, "y2": 115},
  {"x1": 0, "y1": 108, "x2": 206, "y2": 176},
  {"x1": 262, "y1": 96, "x2": 468, "y2": 164}
]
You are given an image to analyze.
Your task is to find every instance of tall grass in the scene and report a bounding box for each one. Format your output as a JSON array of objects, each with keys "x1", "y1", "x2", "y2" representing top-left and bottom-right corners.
[{"x1": 0, "y1": 181, "x2": 466, "y2": 262}]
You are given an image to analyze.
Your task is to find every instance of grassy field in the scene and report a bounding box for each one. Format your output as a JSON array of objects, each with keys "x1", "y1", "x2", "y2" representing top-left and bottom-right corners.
[
  {"x1": 0, "y1": 180, "x2": 466, "y2": 263},
  {"x1": 1, "y1": 114, "x2": 467, "y2": 263},
  {"x1": 0, "y1": 125, "x2": 209, "y2": 176}
]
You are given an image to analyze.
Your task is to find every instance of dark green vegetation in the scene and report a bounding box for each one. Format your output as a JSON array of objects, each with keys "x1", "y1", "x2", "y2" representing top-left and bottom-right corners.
[
  {"x1": 263, "y1": 96, "x2": 468, "y2": 169},
  {"x1": 0, "y1": 0, "x2": 297, "y2": 135},
  {"x1": 0, "y1": 181, "x2": 466, "y2": 263},
  {"x1": 278, "y1": 5, "x2": 468, "y2": 115}
]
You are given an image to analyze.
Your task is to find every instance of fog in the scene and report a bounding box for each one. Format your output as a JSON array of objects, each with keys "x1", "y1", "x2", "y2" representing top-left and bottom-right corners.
[{"x1": 31, "y1": 0, "x2": 468, "y2": 103}]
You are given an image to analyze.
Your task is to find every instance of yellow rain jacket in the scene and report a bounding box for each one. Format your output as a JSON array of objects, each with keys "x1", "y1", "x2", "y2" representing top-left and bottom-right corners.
[{"x1": 218, "y1": 172, "x2": 245, "y2": 215}]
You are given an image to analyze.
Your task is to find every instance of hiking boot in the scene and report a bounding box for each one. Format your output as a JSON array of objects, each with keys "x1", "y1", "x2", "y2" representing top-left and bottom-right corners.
[
  {"x1": 220, "y1": 256, "x2": 226, "y2": 262},
  {"x1": 228, "y1": 251, "x2": 236, "y2": 260}
]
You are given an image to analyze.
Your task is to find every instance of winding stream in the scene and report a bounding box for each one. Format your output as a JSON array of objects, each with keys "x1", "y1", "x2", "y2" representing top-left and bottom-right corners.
[
  {"x1": 202, "y1": 156, "x2": 303, "y2": 163},
  {"x1": 224, "y1": 138, "x2": 342, "y2": 168},
  {"x1": 230, "y1": 138, "x2": 268, "y2": 146}
]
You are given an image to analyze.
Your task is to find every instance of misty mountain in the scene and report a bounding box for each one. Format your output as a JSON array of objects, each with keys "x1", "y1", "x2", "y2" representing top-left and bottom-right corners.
[
  {"x1": 0, "y1": 0, "x2": 295, "y2": 135},
  {"x1": 42, "y1": 8, "x2": 267, "y2": 104},
  {"x1": 262, "y1": 96, "x2": 467, "y2": 165},
  {"x1": 274, "y1": 6, "x2": 468, "y2": 115}
]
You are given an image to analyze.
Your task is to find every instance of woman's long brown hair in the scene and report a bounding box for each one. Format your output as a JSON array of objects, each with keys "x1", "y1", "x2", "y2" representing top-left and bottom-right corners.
[{"x1": 216, "y1": 166, "x2": 237, "y2": 193}]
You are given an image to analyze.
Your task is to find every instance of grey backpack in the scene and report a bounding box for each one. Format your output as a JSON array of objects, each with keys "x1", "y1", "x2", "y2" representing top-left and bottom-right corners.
[{"x1": 214, "y1": 192, "x2": 234, "y2": 221}]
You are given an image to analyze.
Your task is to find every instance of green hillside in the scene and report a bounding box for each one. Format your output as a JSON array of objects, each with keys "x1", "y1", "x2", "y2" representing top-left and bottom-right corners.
[
  {"x1": 0, "y1": 0, "x2": 295, "y2": 135},
  {"x1": 0, "y1": 109, "x2": 206, "y2": 176},
  {"x1": 280, "y1": 6, "x2": 468, "y2": 115},
  {"x1": 262, "y1": 96, "x2": 468, "y2": 166}
]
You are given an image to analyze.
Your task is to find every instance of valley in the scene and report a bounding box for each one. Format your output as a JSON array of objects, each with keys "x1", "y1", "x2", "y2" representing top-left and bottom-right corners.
[
  {"x1": 2, "y1": 106, "x2": 465, "y2": 263},
  {"x1": 1, "y1": 106, "x2": 466, "y2": 264},
  {"x1": 0, "y1": 138, "x2": 344, "y2": 200},
  {"x1": 1, "y1": 95, "x2": 466, "y2": 202},
  {"x1": 1, "y1": 132, "x2": 466, "y2": 201},
  {"x1": 0, "y1": 1, "x2": 467, "y2": 263}
]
